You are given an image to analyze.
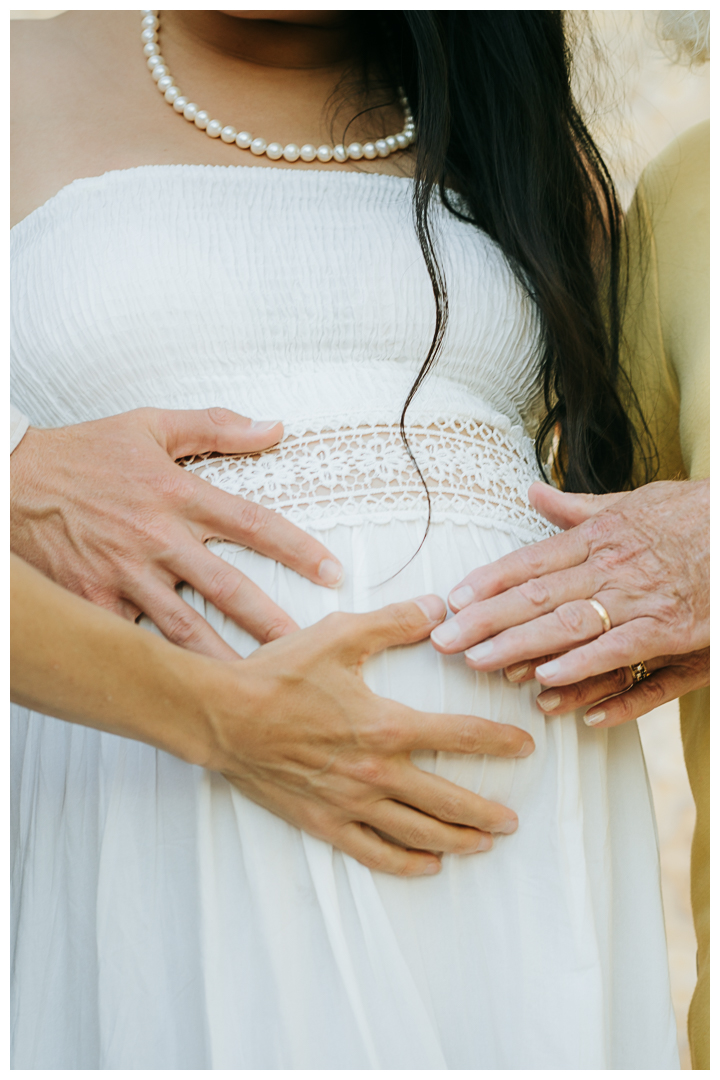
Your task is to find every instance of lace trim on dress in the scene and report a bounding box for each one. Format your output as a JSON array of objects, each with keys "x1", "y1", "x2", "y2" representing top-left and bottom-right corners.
[{"x1": 181, "y1": 418, "x2": 557, "y2": 540}]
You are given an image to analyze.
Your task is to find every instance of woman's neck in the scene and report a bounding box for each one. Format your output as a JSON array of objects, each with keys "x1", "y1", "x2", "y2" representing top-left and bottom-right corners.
[{"x1": 162, "y1": 11, "x2": 356, "y2": 72}]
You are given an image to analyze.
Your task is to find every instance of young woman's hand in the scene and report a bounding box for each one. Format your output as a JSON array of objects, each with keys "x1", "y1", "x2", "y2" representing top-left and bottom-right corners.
[
  {"x1": 12, "y1": 557, "x2": 533, "y2": 878},
  {"x1": 195, "y1": 594, "x2": 533, "y2": 875},
  {"x1": 10, "y1": 407, "x2": 344, "y2": 660}
]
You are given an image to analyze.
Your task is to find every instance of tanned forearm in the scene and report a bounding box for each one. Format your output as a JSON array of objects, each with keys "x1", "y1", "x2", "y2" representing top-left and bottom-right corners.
[{"x1": 10, "y1": 554, "x2": 217, "y2": 764}]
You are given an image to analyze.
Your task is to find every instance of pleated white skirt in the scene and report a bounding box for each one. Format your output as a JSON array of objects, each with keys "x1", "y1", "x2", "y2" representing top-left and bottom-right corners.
[{"x1": 11, "y1": 519, "x2": 679, "y2": 1069}]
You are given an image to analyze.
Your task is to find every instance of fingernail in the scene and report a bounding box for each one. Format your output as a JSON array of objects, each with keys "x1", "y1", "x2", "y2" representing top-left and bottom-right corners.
[
  {"x1": 515, "y1": 738, "x2": 534, "y2": 758},
  {"x1": 250, "y1": 419, "x2": 281, "y2": 431},
  {"x1": 413, "y1": 594, "x2": 446, "y2": 623},
  {"x1": 495, "y1": 817, "x2": 518, "y2": 835},
  {"x1": 473, "y1": 834, "x2": 493, "y2": 852},
  {"x1": 318, "y1": 559, "x2": 344, "y2": 587},
  {"x1": 535, "y1": 660, "x2": 560, "y2": 681},
  {"x1": 536, "y1": 691, "x2": 561, "y2": 712},
  {"x1": 430, "y1": 619, "x2": 460, "y2": 646},
  {"x1": 465, "y1": 640, "x2": 493, "y2": 662},
  {"x1": 423, "y1": 860, "x2": 442, "y2": 876},
  {"x1": 505, "y1": 663, "x2": 528, "y2": 683},
  {"x1": 449, "y1": 585, "x2": 474, "y2": 610},
  {"x1": 584, "y1": 708, "x2": 606, "y2": 727}
]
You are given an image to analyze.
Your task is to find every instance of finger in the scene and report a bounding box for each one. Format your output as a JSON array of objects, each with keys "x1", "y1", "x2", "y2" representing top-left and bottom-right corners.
[
  {"x1": 432, "y1": 563, "x2": 599, "y2": 653},
  {"x1": 376, "y1": 703, "x2": 534, "y2": 760},
  {"x1": 388, "y1": 765, "x2": 520, "y2": 835},
  {"x1": 504, "y1": 654, "x2": 563, "y2": 684},
  {"x1": 535, "y1": 665, "x2": 635, "y2": 714},
  {"x1": 150, "y1": 406, "x2": 284, "y2": 458},
  {"x1": 133, "y1": 581, "x2": 241, "y2": 660},
  {"x1": 462, "y1": 599, "x2": 613, "y2": 672},
  {"x1": 187, "y1": 480, "x2": 344, "y2": 589},
  {"x1": 336, "y1": 821, "x2": 442, "y2": 877},
  {"x1": 446, "y1": 529, "x2": 590, "y2": 612},
  {"x1": 531, "y1": 618, "x2": 674, "y2": 686},
  {"x1": 583, "y1": 670, "x2": 692, "y2": 728},
  {"x1": 325, "y1": 596, "x2": 447, "y2": 661},
  {"x1": 527, "y1": 482, "x2": 627, "y2": 531},
  {"x1": 367, "y1": 800, "x2": 494, "y2": 854},
  {"x1": 170, "y1": 545, "x2": 299, "y2": 643}
]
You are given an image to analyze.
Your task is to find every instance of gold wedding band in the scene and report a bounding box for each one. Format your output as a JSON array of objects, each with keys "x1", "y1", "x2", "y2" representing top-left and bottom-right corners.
[
  {"x1": 588, "y1": 598, "x2": 612, "y2": 634},
  {"x1": 630, "y1": 661, "x2": 651, "y2": 684}
]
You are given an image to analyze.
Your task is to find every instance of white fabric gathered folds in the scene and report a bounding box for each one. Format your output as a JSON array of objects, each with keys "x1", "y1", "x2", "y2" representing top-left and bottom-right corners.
[{"x1": 10, "y1": 164, "x2": 679, "y2": 1069}]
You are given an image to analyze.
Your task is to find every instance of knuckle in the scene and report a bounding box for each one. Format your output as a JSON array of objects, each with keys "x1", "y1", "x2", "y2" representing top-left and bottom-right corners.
[
  {"x1": 639, "y1": 678, "x2": 664, "y2": 708},
  {"x1": 357, "y1": 844, "x2": 387, "y2": 873},
  {"x1": 162, "y1": 606, "x2": 202, "y2": 647},
  {"x1": 404, "y1": 824, "x2": 432, "y2": 849},
  {"x1": 517, "y1": 546, "x2": 547, "y2": 579},
  {"x1": 155, "y1": 468, "x2": 193, "y2": 505},
  {"x1": 348, "y1": 755, "x2": 388, "y2": 788},
  {"x1": 454, "y1": 718, "x2": 483, "y2": 755},
  {"x1": 436, "y1": 793, "x2": 463, "y2": 821},
  {"x1": 517, "y1": 578, "x2": 551, "y2": 608},
  {"x1": 206, "y1": 407, "x2": 237, "y2": 427},
  {"x1": 234, "y1": 498, "x2": 270, "y2": 542},
  {"x1": 205, "y1": 565, "x2": 243, "y2": 609},
  {"x1": 555, "y1": 600, "x2": 587, "y2": 637},
  {"x1": 607, "y1": 667, "x2": 630, "y2": 694}
]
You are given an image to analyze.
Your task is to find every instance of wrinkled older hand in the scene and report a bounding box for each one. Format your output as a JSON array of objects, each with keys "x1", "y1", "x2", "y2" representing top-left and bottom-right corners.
[
  {"x1": 430, "y1": 480, "x2": 709, "y2": 721},
  {"x1": 10, "y1": 407, "x2": 344, "y2": 661}
]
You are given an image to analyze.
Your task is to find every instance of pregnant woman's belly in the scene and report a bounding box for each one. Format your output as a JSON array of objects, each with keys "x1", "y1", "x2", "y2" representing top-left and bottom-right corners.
[{"x1": 12, "y1": 419, "x2": 676, "y2": 1070}]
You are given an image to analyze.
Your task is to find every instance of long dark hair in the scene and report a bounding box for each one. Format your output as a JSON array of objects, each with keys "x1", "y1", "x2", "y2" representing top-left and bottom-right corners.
[{"x1": 351, "y1": 11, "x2": 647, "y2": 495}]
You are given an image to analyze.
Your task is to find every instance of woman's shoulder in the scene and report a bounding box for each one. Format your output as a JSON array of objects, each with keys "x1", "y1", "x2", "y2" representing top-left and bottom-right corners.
[{"x1": 11, "y1": 12, "x2": 140, "y2": 228}]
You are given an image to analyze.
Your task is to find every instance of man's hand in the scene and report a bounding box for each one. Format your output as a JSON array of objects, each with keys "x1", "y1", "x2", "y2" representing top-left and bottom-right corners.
[
  {"x1": 429, "y1": 478, "x2": 709, "y2": 691},
  {"x1": 209, "y1": 595, "x2": 533, "y2": 876},
  {"x1": 10, "y1": 407, "x2": 344, "y2": 661}
]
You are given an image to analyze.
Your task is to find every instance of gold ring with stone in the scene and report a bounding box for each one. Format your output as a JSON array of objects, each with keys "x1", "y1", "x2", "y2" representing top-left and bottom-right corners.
[
  {"x1": 630, "y1": 661, "x2": 651, "y2": 684},
  {"x1": 588, "y1": 598, "x2": 612, "y2": 634}
]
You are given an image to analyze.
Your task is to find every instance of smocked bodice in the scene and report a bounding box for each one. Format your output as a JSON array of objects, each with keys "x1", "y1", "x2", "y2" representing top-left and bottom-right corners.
[{"x1": 11, "y1": 165, "x2": 544, "y2": 430}]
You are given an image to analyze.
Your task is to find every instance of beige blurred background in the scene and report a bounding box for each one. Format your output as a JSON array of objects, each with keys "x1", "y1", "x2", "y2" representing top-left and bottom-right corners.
[{"x1": 11, "y1": 9, "x2": 710, "y2": 1070}]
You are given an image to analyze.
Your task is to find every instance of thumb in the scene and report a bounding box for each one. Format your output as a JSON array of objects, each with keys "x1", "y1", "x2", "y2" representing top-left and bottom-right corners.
[
  {"x1": 528, "y1": 482, "x2": 626, "y2": 530},
  {"x1": 150, "y1": 407, "x2": 283, "y2": 458},
  {"x1": 334, "y1": 595, "x2": 447, "y2": 662}
]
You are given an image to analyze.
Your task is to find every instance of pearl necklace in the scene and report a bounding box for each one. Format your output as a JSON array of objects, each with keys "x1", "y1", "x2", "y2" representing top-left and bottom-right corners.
[{"x1": 140, "y1": 11, "x2": 416, "y2": 163}]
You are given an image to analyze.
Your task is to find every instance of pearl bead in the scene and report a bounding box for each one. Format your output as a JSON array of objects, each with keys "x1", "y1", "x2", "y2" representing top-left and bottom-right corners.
[
  {"x1": 220, "y1": 125, "x2": 237, "y2": 143},
  {"x1": 266, "y1": 142, "x2": 283, "y2": 160},
  {"x1": 282, "y1": 143, "x2": 300, "y2": 162},
  {"x1": 157, "y1": 75, "x2": 174, "y2": 93},
  {"x1": 141, "y1": 28, "x2": 158, "y2": 44},
  {"x1": 385, "y1": 135, "x2": 398, "y2": 152},
  {"x1": 182, "y1": 102, "x2": 198, "y2": 121},
  {"x1": 332, "y1": 145, "x2": 348, "y2": 162},
  {"x1": 362, "y1": 142, "x2": 378, "y2": 159},
  {"x1": 316, "y1": 145, "x2": 333, "y2": 162},
  {"x1": 194, "y1": 110, "x2": 210, "y2": 130},
  {"x1": 236, "y1": 131, "x2": 252, "y2": 148},
  {"x1": 300, "y1": 144, "x2": 317, "y2": 162},
  {"x1": 143, "y1": 41, "x2": 160, "y2": 57},
  {"x1": 164, "y1": 86, "x2": 181, "y2": 104},
  {"x1": 395, "y1": 133, "x2": 409, "y2": 149},
  {"x1": 147, "y1": 55, "x2": 163, "y2": 70},
  {"x1": 206, "y1": 119, "x2": 223, "y2": 138},
  {"x1": 347, "y1": 142, "x2": 363, "y2": 160},
  {"x1": 173, "y1": 96, "x2": 189, "y2": 113},
  {"x1": 151, "y1": 64, "x2": 168, "y2": 81},
  {"x1": 250, "y1": 137, "x2": 268, "y2": 155},
  {"x1": 399, "y1": 94, "x2": 409, "y2": 107},
  {"x1": 141, "y1": 14, "x2": 159, "y2": 30},
  {"x1": 405, "y1": 130, "x2": 416, "y2": 144},
  {"x1": 140, "y1": 9, "x2": 158, "y2": 15},
  {"x1": 375, "y1": 139, "x2": 389, "y2": 158}
]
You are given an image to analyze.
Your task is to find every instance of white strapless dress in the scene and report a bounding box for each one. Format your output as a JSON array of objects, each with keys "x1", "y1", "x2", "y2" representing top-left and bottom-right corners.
[{"x1": 10, "y1": 166, "x2": 679, "y2": 1069}]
